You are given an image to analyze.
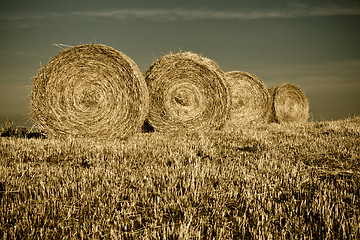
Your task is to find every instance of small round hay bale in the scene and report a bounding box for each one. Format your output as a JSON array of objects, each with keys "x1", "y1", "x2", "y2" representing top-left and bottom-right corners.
[
  {"x1": 225, "y1": 71, "x2": 270, "y2": 127},
  {"x1": 144, "y1": 51, "x2": 230, "y2": 132},
  {"x1": 269, "y1": 83, "x2": 309, "y2": 124},
  {"x1": 31, "y1": 44, "x2": 149, "y2": 139}
]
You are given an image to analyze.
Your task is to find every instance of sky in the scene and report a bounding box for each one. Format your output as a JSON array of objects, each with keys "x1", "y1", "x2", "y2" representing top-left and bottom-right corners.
[{"x1": 1, "y1": 0, "x2": 360, "y2": 127}]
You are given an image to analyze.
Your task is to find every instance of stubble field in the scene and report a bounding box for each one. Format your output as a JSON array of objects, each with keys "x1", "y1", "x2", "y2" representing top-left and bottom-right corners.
[{"x1": 0, "y1": 117, "x2": 359, "y2": 239}]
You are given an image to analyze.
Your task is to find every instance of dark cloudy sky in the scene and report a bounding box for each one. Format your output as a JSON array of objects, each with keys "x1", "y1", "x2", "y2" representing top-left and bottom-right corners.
[{"x1": 1, "y1": 0, "x2": 359, "y2": 126}]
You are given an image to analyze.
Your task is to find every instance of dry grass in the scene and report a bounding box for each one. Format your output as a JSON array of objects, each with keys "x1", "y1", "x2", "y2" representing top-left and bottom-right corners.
[
  {"x1": 269, "y1": 83, "x2": 309, "y2": 124},
  {"x1": 31, "y1": 44, "x2": 149, "y2": 139},
  {"x1": 1, "y1": 116, "x2": 359, "y2": 239},
  {"x1": 144, "y1": 51, "x2": 230, "y2": 132},
  {"x1": 225, "y1": 71, "x2": 270, "y2": 128}
]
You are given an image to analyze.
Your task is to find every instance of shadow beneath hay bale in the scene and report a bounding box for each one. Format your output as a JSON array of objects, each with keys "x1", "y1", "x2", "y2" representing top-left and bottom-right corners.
[
  {"x1": 26, "y1": 131, "x2": 46, "y2": 139},
  {"x1": 0, "y1": 121, "x2": 46, "y2": 139},
  {"x1": 142, "y1": 120, "x2": 154, "y2": 133}
]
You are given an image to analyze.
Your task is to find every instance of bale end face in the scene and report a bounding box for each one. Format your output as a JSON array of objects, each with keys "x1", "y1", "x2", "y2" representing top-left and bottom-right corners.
[
  {"x1": 31, "y1": 44, "x2": 149, "y2": 139},
  {"x1": 225, "y1": 71, "x2": 270, "y2": 127},
  {"x1": 144, "y1": 51, "x2": 230, "y2": 132},
  {"x1": 269, "y1": 83, "x2": 309, "y2": 124}
]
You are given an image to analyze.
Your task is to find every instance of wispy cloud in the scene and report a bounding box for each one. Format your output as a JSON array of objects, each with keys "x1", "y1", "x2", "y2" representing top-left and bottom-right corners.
[
  {"x1": 71, "y1": 5, "x2": 360, "y2": 21},
  {"x1": 0, "y1": 12, "x2": 62, "y2": 29},
  {"x1": 1, "y1": 4, "x2": 360, "y2": 29},
  {"x1": 12, "y1": 51, "x2": 48, "y2": 58}
]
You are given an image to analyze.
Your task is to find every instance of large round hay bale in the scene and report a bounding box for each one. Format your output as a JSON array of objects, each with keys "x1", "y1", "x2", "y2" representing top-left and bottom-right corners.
[
  {"x1": 31, "y1": 44, "x2": 149, "y2": 139},
  {"x1": 144, "y1": 51, "x2": 230, "y2": 132},
  {"x1": 269, "y1": 83, "x2": 309, "y2": 124},
  {"x1": 225, "y1": 71, "x2": 270, "y2": 127}
]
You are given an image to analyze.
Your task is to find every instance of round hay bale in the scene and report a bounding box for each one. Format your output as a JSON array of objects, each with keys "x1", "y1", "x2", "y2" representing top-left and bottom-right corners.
[
  {"x1": 225, "y1": 71, "x2": 270, "y2": 127},
  {"x1": 31, "y1": 44, "x2": 149, "y2": 139},
  {"x1": 144, "y1": 51, "x2": 230, "y2": 132},
  {"x1": 269, "y1": 83, "x2": 309, "y2": 124}
]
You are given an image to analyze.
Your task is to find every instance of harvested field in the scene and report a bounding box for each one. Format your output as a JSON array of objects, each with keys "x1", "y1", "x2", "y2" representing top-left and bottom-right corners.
[{"x1": 1, "y1": 117, "x2": 359, "y2": 239}]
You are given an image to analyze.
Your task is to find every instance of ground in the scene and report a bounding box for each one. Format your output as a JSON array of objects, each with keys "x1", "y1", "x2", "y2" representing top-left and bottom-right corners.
[{"x1": 0, "y1": 117, "x2": 359, "y2": 239}]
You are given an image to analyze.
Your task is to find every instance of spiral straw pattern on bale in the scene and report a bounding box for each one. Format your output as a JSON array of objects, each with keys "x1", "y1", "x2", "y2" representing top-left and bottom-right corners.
[
  {"x1": 225, "y1": 71, "x2": 270, "y2": 127},
  {"x1": 144, "y1": 51, "x2": 230, "y2": 132},
  {"x1": 269, "y1": 83, "x2": 309, "y2": 124},
  {"x1": 31, "y1": 44, "x2": 149, "y2": 139}
]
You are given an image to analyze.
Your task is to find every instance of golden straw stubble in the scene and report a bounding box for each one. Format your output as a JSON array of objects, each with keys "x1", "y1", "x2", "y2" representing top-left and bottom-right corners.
[
  {"x1": 225, "y1": 71, "x2": 270, "y2": 127},
  {"x1": 269, "y1": 83, "x2": 309, "y2": 124},
  {"x1": 31, "y1": 44, "x2": 149, "y2": 139},
  {"x1": 144, "y1": 52, "x2": 230, "y2": 132}
]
